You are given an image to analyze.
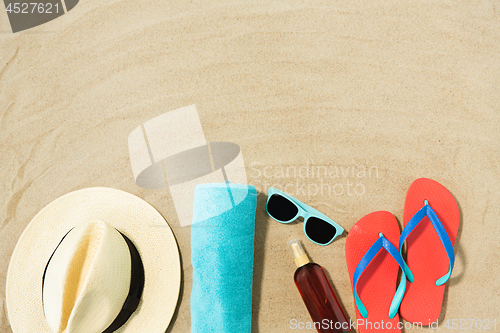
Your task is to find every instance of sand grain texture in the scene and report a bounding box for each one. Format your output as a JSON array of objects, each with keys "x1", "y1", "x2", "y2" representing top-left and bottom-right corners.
[{"x1": 1, "y1": 0, "x2": 499, "y2": 332}]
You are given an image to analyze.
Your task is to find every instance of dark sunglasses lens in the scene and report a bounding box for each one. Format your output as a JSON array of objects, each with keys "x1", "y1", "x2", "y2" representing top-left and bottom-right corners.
[
  {"x1": 267, "y1": 194, "x2": 299, "y2": 222},
  {"x1": 305, "y1": 217, "x2": 338, "y2": 245}
]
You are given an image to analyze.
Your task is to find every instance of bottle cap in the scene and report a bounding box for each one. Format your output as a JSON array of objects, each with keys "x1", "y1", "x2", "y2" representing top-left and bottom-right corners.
[{"x1": 288, "y1": 239, "x2": 310, "y2": 268}]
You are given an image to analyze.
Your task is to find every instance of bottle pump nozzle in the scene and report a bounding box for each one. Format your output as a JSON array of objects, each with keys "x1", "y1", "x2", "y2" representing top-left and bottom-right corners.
[{"x1": 288, "y1": 239, "x2": 310, "y2": 268}]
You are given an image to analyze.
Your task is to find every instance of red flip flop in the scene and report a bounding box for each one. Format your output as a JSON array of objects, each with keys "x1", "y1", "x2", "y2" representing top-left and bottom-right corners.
[
  {"x1": 346, "y1": 211, "x2": 407, "y2": 333},
  {"x1": 398, "y1": 178, "x2": 460, "y2": 324}
]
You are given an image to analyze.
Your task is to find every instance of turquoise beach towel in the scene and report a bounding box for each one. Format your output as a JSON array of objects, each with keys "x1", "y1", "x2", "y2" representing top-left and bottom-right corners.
[{"x1": 191, "y1": 183, "x2": 257, "y2": 333}]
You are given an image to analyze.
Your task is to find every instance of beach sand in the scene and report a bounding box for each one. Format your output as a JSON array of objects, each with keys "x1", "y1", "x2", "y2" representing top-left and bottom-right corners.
[{"x1": 1, "y1": 1, "x2": 499, "y2": 332}]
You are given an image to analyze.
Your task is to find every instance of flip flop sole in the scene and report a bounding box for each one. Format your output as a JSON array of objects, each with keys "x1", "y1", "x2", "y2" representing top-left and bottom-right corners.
[
  {"x1": 400, "y1": 178, "x2": 459, "y2": 324},
  {"x1": 346, "y1": 211, "x2": 402, "y2": 333}
]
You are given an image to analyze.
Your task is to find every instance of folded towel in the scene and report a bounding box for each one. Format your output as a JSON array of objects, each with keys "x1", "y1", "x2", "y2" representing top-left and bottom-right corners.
[{"x1": 191, "y1": 183, "x2": 257, "y2": 333}]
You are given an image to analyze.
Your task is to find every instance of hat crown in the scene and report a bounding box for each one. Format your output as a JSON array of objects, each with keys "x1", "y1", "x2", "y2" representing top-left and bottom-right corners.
[{"x1": 42, "y1": 220, "x2": 132, "y2": 333}]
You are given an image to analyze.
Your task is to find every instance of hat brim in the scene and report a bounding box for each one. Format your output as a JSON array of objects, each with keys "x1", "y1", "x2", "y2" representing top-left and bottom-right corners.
[{"x1": 6, "y1": 187, "x2": 181, "y2": 332}]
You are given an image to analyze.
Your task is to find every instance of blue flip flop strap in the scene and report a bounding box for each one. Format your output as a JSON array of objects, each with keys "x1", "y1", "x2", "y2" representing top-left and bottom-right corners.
[
  {"x1": 398, "y1": 203, "x2": 455, "y2": 286},
  {"x1": 352, "y1": 235, "x2": 407, "y2": 319}
]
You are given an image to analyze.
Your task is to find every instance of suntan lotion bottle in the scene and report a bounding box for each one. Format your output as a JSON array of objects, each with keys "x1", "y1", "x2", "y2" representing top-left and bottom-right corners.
[{"x1": 289, "y1": 239, "x2": 350, "y2": 333}]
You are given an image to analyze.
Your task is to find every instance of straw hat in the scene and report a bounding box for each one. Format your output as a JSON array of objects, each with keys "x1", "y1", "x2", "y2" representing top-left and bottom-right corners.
[{"x1": 6, "y1": 187, "x2": 181, "y2": 333}]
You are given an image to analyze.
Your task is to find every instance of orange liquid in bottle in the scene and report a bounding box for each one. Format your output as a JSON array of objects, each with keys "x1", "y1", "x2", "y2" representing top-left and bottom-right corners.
[
  {"x1": 289, "y1": 239, "x2": 350, "y2": 333},
  {"x1": 294, "y1": 263, "x2": 350, "y2": 333}
]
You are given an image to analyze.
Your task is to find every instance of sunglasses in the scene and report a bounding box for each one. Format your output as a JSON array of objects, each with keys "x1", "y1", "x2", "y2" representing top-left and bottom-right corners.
[{"x1": 266, "y1": 187, "x2": 344, "y2": 246}]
